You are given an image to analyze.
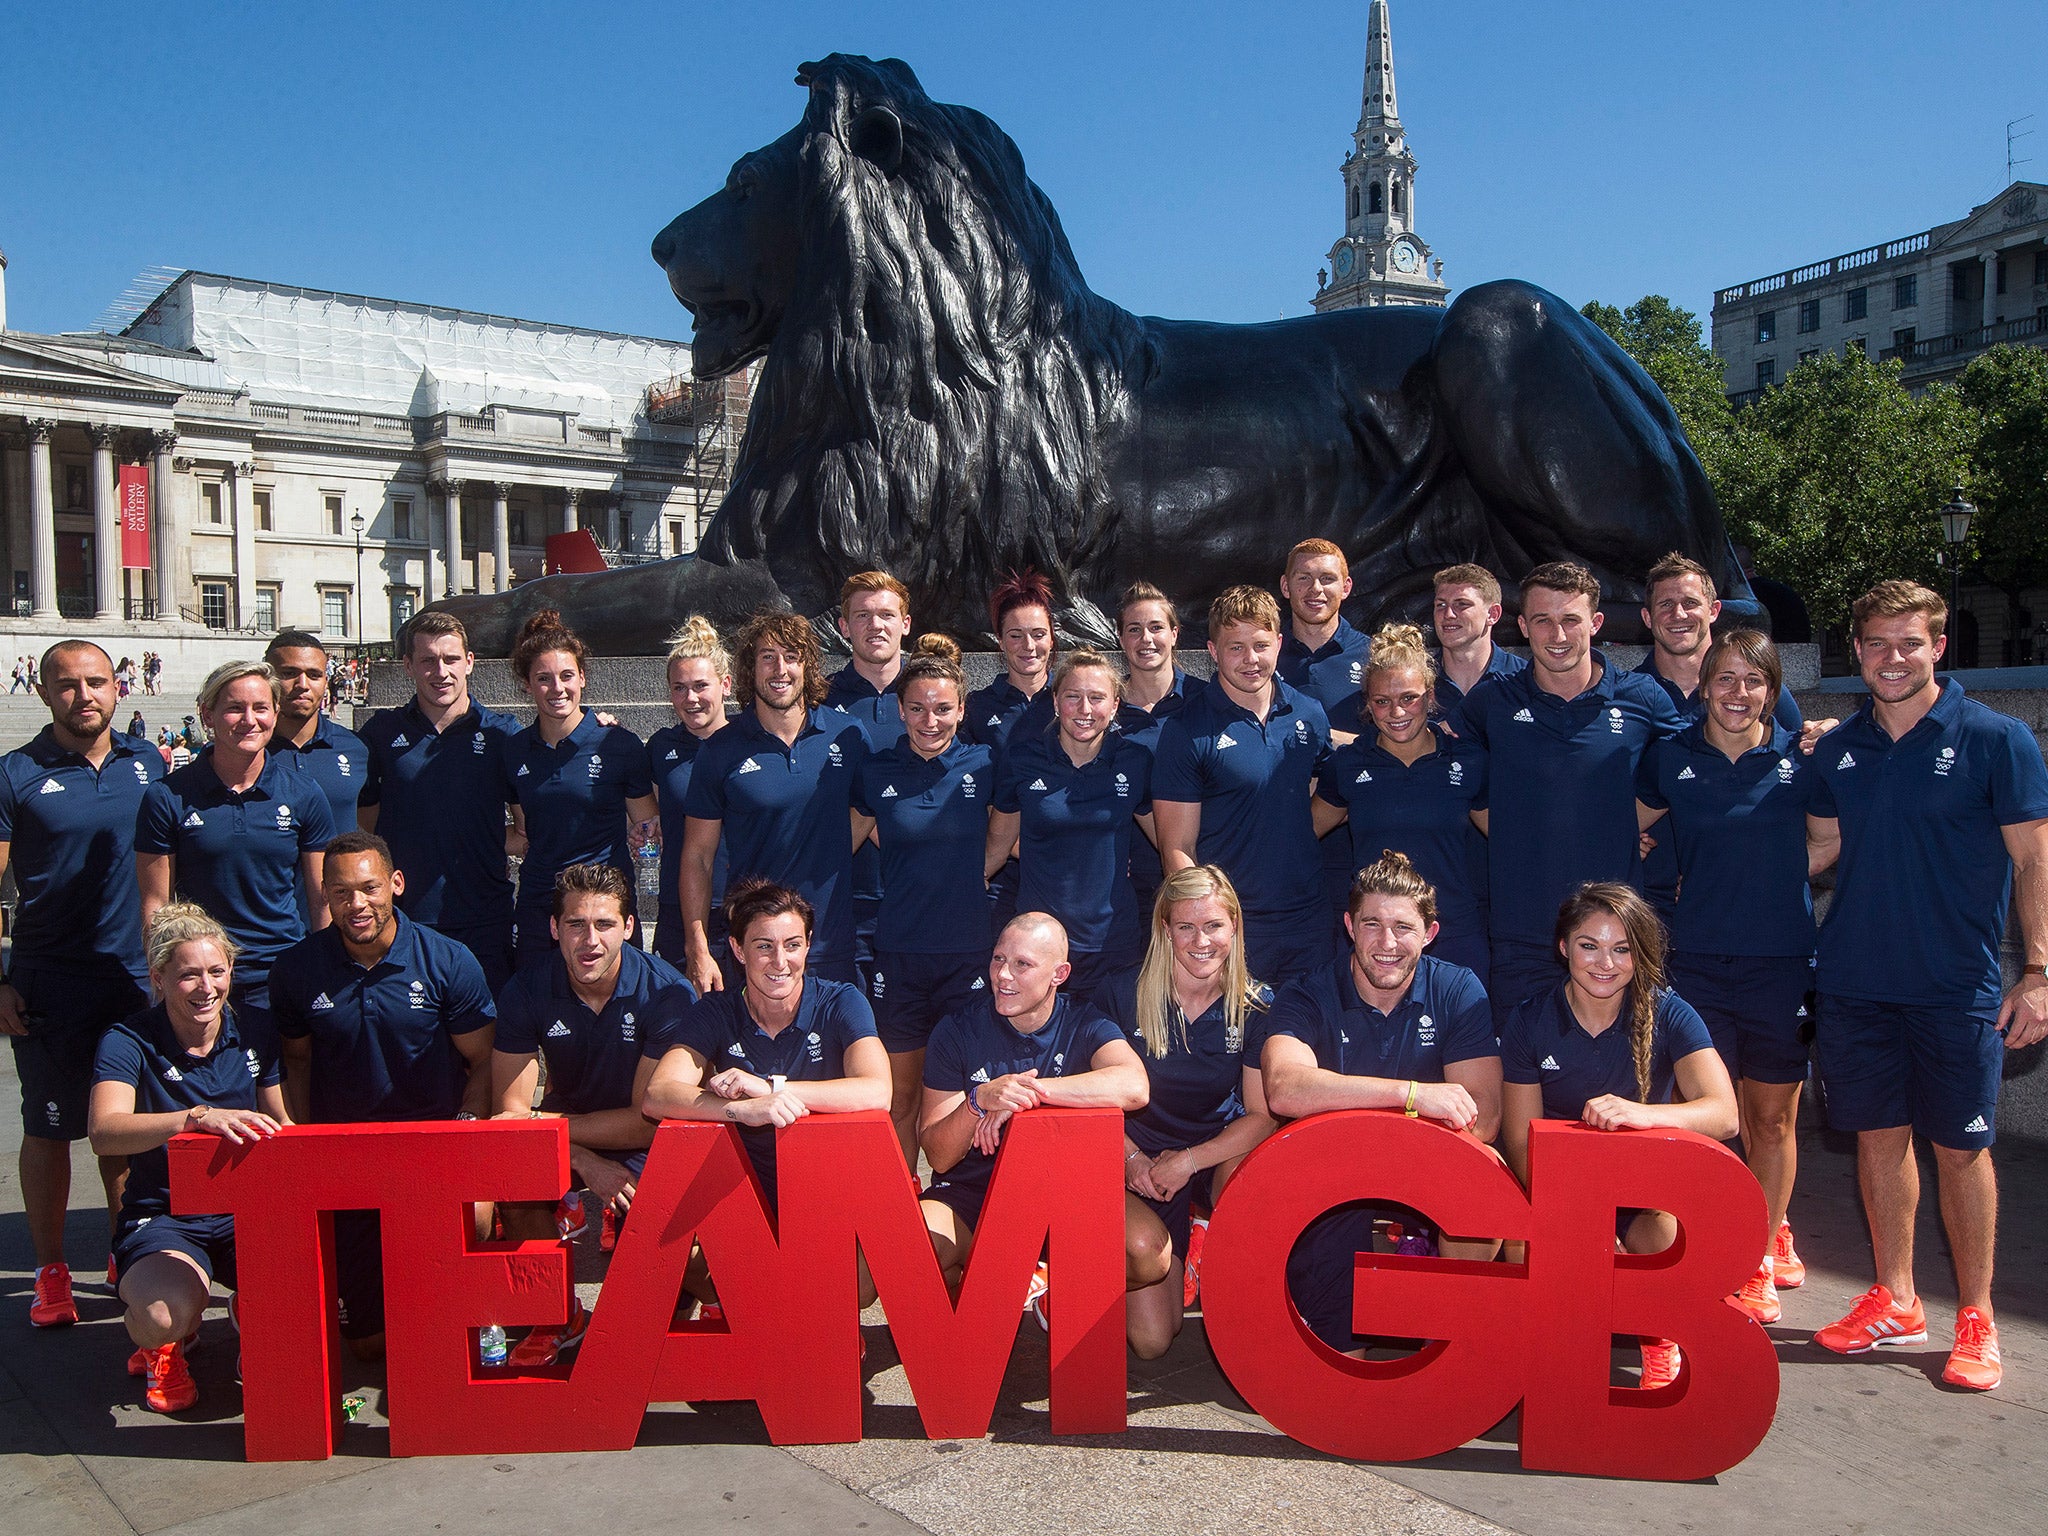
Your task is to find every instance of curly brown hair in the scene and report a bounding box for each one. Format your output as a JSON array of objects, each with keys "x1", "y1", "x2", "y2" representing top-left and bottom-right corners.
[{"x1": 733, "y1": 610, "x2": 828, "y2": 710}]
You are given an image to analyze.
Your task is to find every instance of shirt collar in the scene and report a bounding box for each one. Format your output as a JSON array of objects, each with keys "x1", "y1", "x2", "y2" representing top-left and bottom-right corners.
[
  {"x1": 734, "y1": 706, "x2": 825, "y2": 747},
  {"x1": 400, "y1": 696, "x2": 479, "y2": 738},
  {"x1": 1000, "y1": 992, "x2": 1069, "y2": 1043},
  {"x1": 25, "y1": 724, "x2": 146, "y2": 767},
  {"x1": 1202, "y1": 675, "x2": 1300, "y2": 726},
  {"x1": 194, "y1": 747, "x2": 282, "y2": 800},
  {"x1": 826, "y1": 667, "x2": 888, "y2": 704},
  {"x1": 1334, "y1": 956, "x2": 1421, "y2": 1022},
  {"x1": 1676, "y1": 717, "x2": 1795, "y2": 759},
  {"x1": 1284, "y1": 618, "x2": 1364, "y2": 665}
]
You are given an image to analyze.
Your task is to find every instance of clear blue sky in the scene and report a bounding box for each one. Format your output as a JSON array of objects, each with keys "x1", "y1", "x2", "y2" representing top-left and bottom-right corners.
[{"x1": 3, "y1": 1, "x2": 2041, "y2": 344}]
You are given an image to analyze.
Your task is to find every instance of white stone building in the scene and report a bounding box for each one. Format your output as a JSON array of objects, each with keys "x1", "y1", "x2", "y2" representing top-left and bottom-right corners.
[
  {"x1": 1712, "y1": 182, "x2": 2048, "y2": 403},
  {"x1": 1311, "y1": 0, "x2": 1448, "y2": 313},
  {"x1": 0, "y1": 264, "x2": 742, "y2": 647}
]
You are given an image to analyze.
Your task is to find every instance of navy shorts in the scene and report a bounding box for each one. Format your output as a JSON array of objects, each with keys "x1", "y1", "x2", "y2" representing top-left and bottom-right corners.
[
  {"x1": 1426, "y1": 914, "x2": 1490, "y2": 984},
  {"x1": 228, "y1": 970, "x2": 278, "y2": 1058},
  {"x1": 441, "y1": 919, "x2": 516, "y2": 996},
  {"x1": 10, "y1": 964, "x2": 147, "y2": 1140},
  {"x1": 989, "y1": 861, "x2": 1020, "y2": 938},
  {"x1": 1137, "y1": 1164, "x2": 1214, "y2": 1259},
  {"x1": 1287, "y1": 1206, "x2": 1376, "y2": 1353},
  {"x1": 114, "y1": 1212, "x2": 238, "y2": 1291},
  {"x1": 853, "y1": 896, "x2": 882, "y2": 996},
  {"x1": 1244, "y1": 914, "x2": 1336, "y2": 990},
  {"x1": 1668, "y1": 951, "x2": 1813, "y2": 1086},
  {"x1": 334, "y1": 1210, "x2": 385, "y2": 1341},
  {"x1": 921, "y1": 1175, "x2": 989, "y2": 1236},
  {"x1": 1065, "y1": 944, "x2": 1140, "y2": 1009},
  {"x1": 1816, "y1": 993, "x2": 2003, "y2": 1151},
  {"x1": 1489, "y1": 938, "x2": 1563, "y2": 1031},
  {"x1": 654, "y1": 903, "x2": 726, "y2": 972},
  {"x1": 873, "y1": 950, "x2": 988, "y2": 1053}
]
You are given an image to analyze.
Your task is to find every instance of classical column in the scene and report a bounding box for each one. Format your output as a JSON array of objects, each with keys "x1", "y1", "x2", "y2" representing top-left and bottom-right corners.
[
  {"x1": 443, "y1": 479, "x2": 466, "y2": 595},
  {"x1": 228, "y1": 461, "x2": 257, "y2": 627},
  {"x1": 88, "y1": 424, "x2": 120, "y2": 620},
  {"x1": 27, "y1": 420, "x2": 57, "y2": 620},
  {"x1": 151, "y1": 431, "x2": 179, "y2": 620},
  {"x1": 560, "y1": 487, "x2": 580, "y2": 536},
  {"x1": 492, "y1": 482, "x2": 512, "y2": 593},
  {"x1": 1982, "y1": 252, "x2": 2000, "y2": 331},
  {"x1": 421, "y1": 479, "x2": 446, "y2": 604}
]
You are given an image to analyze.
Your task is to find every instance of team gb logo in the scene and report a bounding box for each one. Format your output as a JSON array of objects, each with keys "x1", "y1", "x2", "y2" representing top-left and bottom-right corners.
[{"x1": 1935, "y1": 746, "x2": 1957, "y2": 777}]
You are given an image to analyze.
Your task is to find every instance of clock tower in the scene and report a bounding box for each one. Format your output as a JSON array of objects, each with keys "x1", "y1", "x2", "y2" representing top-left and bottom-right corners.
[{"x1": 1313, "y1": 0, "x2": 1448, "y2": 312}]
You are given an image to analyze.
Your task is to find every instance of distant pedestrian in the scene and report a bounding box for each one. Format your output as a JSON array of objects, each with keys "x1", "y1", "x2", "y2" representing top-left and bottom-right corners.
[
  {"x1": 9, "y1": 657, "x2": 30, "y2": 694},
  {"x1": 128, "y1": 710, "x2": 146, "y2": 738}
]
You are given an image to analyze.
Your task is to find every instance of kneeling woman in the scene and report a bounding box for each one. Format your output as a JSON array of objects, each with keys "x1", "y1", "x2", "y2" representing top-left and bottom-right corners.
[
  {"x1": 88, "y1": 905, "x2": 288, "y2": 1413},
  {"x1": 643, "y1": 879, "x2": 891, "y2": 1305},
  {"x1": 1500, "y1": 882, "x2": 1738, "y2": 1390},
  {"x1": 1096, "y1": 866, "x2": 1276, "y2": 1359}
]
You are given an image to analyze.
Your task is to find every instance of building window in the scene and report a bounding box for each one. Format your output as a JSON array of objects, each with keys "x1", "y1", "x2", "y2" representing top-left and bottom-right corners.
[
  {"x1": 2036, "y1": 252, "x2": 2048, "y2": 286},
  {"x1": 1845, "y1": 337, "x2": 1866, "y2": 356},
  {"x1": 1797, "y1": 300, "x2": 1820, "y2": 333},
  {"x1": 1391, "y1": 180, "x2": 1405, "y2": 216},
  {"x1": 253, "y1": 489, "x2": 273, "y2": 531},
  {"x1": 668, "y1": 519, "x2": 686, "y2": 555},
  {"x1": 323, "y1": 492, "x2": 344, "y2": 536},
  {"x1": 391, "y1": 498, "x2": 413, "y2": 541},
  {"x1": 510, "y1": 507, "x2": 530, "y2": 546},
  {"x1": 1893, "y1": 327, "x2": 1917, "y2": 353},
  {"x1": 1348, "y1": 183, "x2": 1359, "y2": 220},
  {"x1": 618, "y1": 511, "x2": 633, "y2": 550},
  {"x1": 1368, "y1": 182, "x2": 1384, "y2": 215},
  {"x1": 1845, "y1": 287, "x2": 1868, "y2": 321},
  {"x1": 1755, "y1": 311, "x2": 1777, "y2": 343},
  {"x1": 1895, "y1": 273, "x2": 1918, "y2": 308},
  {"x1": 254, "y1": 585, "x2": 280, "y2": 632},
  {"x1": 321, "y1": 588, "x2": 349, "y2": 637},
  {"x1": 1755, "y1": 358, "x2": 1775, "y2": 389},
  {"x1": 1797, "y1": 349, "x2": 1819, "y2": 365},
  {"x1": 1995, "y1": 258, "x2": 2006, "y2": 296},
  {"x1": 200, "y1": 581, "x2": 230, "y2": 629},
  {"x1": 390, "y1": 588, "x2": 418, "y2": 634},
  {"x1": 201, "y1": 482, "x2": 223, "y2": 525}
]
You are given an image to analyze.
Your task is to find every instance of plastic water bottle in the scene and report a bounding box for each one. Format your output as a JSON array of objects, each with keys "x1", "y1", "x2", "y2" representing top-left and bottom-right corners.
[{"x1": 479, "y1": 1323, "x2": 508, "y2": 1368}]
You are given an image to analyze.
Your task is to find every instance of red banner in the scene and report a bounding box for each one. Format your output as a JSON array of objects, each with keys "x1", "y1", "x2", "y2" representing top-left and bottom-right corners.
[{"x1": 119, "y1": 465, "x2": 151, "y2": 569}]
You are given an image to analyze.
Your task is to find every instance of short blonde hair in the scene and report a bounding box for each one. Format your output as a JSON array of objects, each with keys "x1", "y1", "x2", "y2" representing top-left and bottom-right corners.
[
  {"x1": 197, "y1": 660, "x2": 280, "y2": 716},
  {"x1": 1208, "y1": 585, "x2": 1282, "y2": 638},
  {"x1": 1366, "y1": 622, "x2": 1437, "y2": 690},
  {"x1": 1051, "y1": 648, "x2": 1122, "y2": 701},
  {"x1": 1433, "y1": 563, "x2": 1501, "y2": 608},
  {"x1": 146, "y1": 901, "x2": 237, "y2": 979}
]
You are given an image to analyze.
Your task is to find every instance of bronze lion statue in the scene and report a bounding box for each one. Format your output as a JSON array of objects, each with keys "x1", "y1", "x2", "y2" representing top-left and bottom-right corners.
[{"x1": 439, "y1": 53, "x2": 1757, "y2": 652}]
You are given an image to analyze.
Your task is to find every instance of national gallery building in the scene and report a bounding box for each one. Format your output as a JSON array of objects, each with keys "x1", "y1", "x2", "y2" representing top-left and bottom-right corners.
[{"x1": 0, "y1": 254, "x2": 741, "y2": 645}]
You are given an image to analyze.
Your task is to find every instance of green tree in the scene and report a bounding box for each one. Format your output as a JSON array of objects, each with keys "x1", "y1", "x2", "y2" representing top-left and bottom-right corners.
[
  {"x1": 1957, "y1": 345, "x2": 2048, "y2": 656},
  {"x1": 1580, "y1": 297, "x2": 1736, "y2": 482}
]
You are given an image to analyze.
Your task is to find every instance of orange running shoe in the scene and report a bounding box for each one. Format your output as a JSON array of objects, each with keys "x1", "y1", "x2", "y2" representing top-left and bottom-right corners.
[
  {"x1": 1942, "y1": 1307, "x2": 2001, "y2": 1391},
  {"x1": 696, "y1": 1300, "x2": 724, "y2": 1325},
  {"x1": 1183, "y1": 1215, "x2": 1209, "y2": 1309},
  {"x1": 1025, "y1": 1261, "x2": 1050, "y2": 1333},
  {"x1": 1814, "y1": 1285, "x2": 1927, "y2": 1354},
  {"x1": 128, "y1": 1329, "x2": 198, "y2": 1376},
  {"x1": 30, "y1": 1264, "x2": 77, "y2": 1328},
  {"x1": 1639, "y1": 1338, "x2": 1683, "y2": 1389},
  {"x1": 142, "y1": 1341, "x2": 197, "y2": 1413},
  {"x1": 1772, "y1": 1223, "x2": 1805, "y2": 1288},
  {"x1": 106, "y1": 1255, "x2": 119, "y2": 1289},
  {"x1": 507, "y1": 1296, "x2": 589, "y2": 1368},
  {"x1": 1729, "y1": 1258, "x2": 1782, "y2": 1324}
]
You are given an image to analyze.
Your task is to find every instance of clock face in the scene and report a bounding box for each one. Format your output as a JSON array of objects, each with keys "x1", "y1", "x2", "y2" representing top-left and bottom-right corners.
[
  {"x1": 1391, "y1": 240, "x2": 1421, "y2": 274},
  {"x1": 1334, "y1": 245, "x2": 1355, "y2": 278}
]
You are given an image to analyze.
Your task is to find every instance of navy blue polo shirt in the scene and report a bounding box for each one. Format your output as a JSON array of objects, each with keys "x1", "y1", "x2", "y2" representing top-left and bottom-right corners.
[
  {"x1": 851, "y1": 737, "x2": 995, "y2": 954},
  {"x1": 1501, "y1": 983, "x2": 1716, "y2": 1117},
  {"x1": 1095, "y1": 968, "x2": 1270, "y2": 1154},
  {"x1": 135, "y1": 750, "x2": 338, "y2": 976},
  {"x1": 494, "y1": 943, "x2": 694, "y2": 1116},
  {"x1": 503, "y1": 712, "x2": 655, "y2": 924},
  {"x1": 1315, "y1": 727, "x2": 1488, "y2": 928},
  {"x1": 269, "y1": 714, "x2": 368, "y2": 842},
  {"x1": 1450, "y1": 653, "x2": 1683, "y2": 944},
  {"x1": 1279, "y1": 618, "x2": 1372, "y2": 715},
  {"x1": 667, "y1": 978, "x2": 878, "y2": 1193},
  {"x1": 1810, "y1": 680, "x2": 2048, "y2": 1009},
  {"x1": 358, "y1": 698, "x2": 522, "y2": 928},
  {"x1": 1637, "y1": 722, "x2": 1818, "y2": 957},
  {"x1": 1259, "y1": 954, "x2": 1495, "y2": 1086},
  {"x1": 1152, "y1": 678, "x2": 1330, "y2": 924},
  {"x1": 995, "y1": 727, "x2": 1155, "y2": 954},
  {"x1": 681, "y1": 707, "x2": 871, "y2": 965},
  {"x1": 923, "y1": 993, "x2": 1126, "y2": 1200},
  {"x1": 1115, "y1": 672, "x2": 1192, "y2": 897},
  {"x1": 649, "y1": 721, "x2": 728, "y2": 911},
  {"x1": 94, "y1": 1003, "x2": 276, "y2": 1220},
  {"x1": 1432, "y1": 645, "x2": 1528, "y2": 717},
  {"x1": 0, "y1": 727, "x2": 164, "y2": 977},
  {"x1": 826, "y1": 666, "x2": 905, "y2": 910},
  {"x1": 270, "y1": 912, "x2": 496, "y2": 1123},
  {"x1": 964, "y1": 676, "x2": 1051, "y2": 751}
]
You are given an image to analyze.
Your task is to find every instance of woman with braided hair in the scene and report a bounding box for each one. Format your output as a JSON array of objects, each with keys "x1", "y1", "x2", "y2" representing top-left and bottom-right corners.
[{"x1": 1499, "y1": 881, "x2": 1735, "y2": 1391}]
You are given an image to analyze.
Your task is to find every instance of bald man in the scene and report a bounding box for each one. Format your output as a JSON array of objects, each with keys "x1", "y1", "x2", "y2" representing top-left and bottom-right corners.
[{"x1": 917, "y1": 913, "x2": 1149, "y2": 1304}]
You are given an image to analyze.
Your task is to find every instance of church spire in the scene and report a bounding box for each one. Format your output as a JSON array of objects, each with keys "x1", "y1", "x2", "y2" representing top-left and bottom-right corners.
[{"x1": 1361, "y1": 0, "x2": 1399, "y2": 133}]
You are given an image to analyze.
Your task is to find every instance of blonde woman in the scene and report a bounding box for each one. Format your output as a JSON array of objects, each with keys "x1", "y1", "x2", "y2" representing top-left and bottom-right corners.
[
  {"x1": 650, "y1": 617, "x2": 733, "y2": 968},
  {"x1": 89, "y1": 904, "x2": 286, "y2": 1413},
  {"x1": 1095, "y1": 865, "x2": 1274, "y2": 1358}
]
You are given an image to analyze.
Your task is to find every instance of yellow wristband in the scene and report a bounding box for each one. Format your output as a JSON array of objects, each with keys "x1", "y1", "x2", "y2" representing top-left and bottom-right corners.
[{"x1": 1403, "y1": 1080, "x2": 1420, "y2": 1117}]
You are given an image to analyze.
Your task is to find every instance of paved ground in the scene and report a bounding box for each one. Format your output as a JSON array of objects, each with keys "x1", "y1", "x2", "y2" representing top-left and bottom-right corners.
[{"x1": 5, "y1": 1043, "x2": 2045, "y2": 1534}]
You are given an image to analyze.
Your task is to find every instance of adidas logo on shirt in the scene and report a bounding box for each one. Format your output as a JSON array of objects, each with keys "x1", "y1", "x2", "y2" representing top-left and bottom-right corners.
[
  {"x1": 1836, "y1": 751, "x2": 1856, "y2": 770},
  {"x1": 547, "y1": 1021, "x2": 572, "y2": 1038},
  {"x1": 1964, "y1": 1115, "x2": 1989, "y2": 1134},
  {"x1": 38, "y1": 778, "x2": 63, "y2": 794},
  {"x1": 970, "y1": 1066, "x2": 991, "y2": 1083},
  {"x1": 1028, "y1": 778, "x2": 1049, "y2": 791},
  {"x1": 182, "y1": 811, "x2": 204, "y2": 828},
  {"x1": 310, "y1": 993, "x2": 335, "y2": 1011},
  {"x1": 970, "y1": 976, "x2": 986, "y2": 990},
  {"x1": 880, "y1": 785, "x2": 898, "y2": 798},
  {"x1": 392, "y1": 733, "x2": 409, "y2": 748},
  {"x1": 516, "y1": 764, "x2": 530, "y2": 777},
  {"x1": 737, "y1": 758, "x2": 762, "y2": 775},
  {"x1": 1216, "y1": 732, "x2": 1238, "y2": 750},
  {"x1": 1538, "y1": 1055, "x2": 1560, "y2": 1071},
  {"x1": 665, "y1": 749, "x2": 679, "y2": 761},
  {"x1": 1354, "y1": 768, "x2": 1372, "y2": 783},
  {"x1": 1513, "y1": 708, "x2": 1534, "y2": 723},
  {"x1": 162, "y1": 1064, "x2": 184, "y2": 1082},
  {"x1": 987, "y1": 714, "x2": 1002, "y2": 727},
  {"x1": 1677, "y1": 766, "x2": 1696, "y2": 781}
]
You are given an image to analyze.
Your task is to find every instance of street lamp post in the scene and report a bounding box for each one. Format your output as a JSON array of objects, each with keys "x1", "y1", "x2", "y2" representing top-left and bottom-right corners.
[
  {"x1": 350, "y1": 509, "x2": 366, "y2": 644},
  {"x1": 1938, "y1": 485, "x2": 1974, "y2": 673}
]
